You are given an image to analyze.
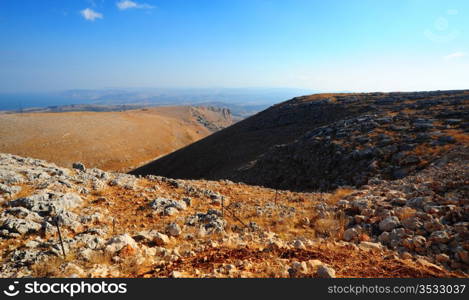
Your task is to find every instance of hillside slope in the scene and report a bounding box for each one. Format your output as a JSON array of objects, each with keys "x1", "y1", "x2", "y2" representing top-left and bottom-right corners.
[
  {"x1": 0, "y1": 106, "x2": 233, "y2": 172},
  {"x1": 131, "y1": 90, "x2": 469, "y2": 191},
  {"x1": 0, "y1": 152, "x2": 467, "y2": 277}
]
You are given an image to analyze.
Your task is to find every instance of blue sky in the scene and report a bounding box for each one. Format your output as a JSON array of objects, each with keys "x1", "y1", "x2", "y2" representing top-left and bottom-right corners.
[{"x1": 0, "y1": 0, "x2": 468, "y2": 93}]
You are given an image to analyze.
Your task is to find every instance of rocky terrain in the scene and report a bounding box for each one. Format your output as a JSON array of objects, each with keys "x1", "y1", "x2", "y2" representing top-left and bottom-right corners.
[
  {"x1": 0, "y1": 149, "x2": 467, "y2": 278},
  {"x1": 0, "y1": 90, "x2": 467, "y2": 278},
  {"x1": 0, "y1": 106, "x2": 233, "y2": 173}
]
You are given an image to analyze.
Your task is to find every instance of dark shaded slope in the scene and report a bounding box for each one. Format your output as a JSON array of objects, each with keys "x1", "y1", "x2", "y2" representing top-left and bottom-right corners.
[{"x1": 130, "y1": 94, "x2": 371, "y2": 179}]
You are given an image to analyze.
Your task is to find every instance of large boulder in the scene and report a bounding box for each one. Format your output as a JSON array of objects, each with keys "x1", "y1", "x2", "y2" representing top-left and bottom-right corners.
[
  {"x1": 185, "y1": 209, "x2": 226, "y2": 234},
  {"x1": 72, "y1": 162, "x2": 86, "y2": 172},
  {"x1": 316, "y1": 265, "x2": 336, "y2": 278},
  {"x1": 9, "y1": 192, "x2": 83, "y2": 215},
  {"x1": 0, "y1": 217, "x2": 41, "y2": 235},
  {"x1": 149, "y1": 198, "x2": 187, "y2": 216},
  {"x1": 0, "y1": 184, "x2": 21, "y2": 197},
  {"x1": 343, "y1": 228, "x2": 359, "y2": 241},
  {"x1": 166, "y1": 223, "x2": 182, "y2": 237}
]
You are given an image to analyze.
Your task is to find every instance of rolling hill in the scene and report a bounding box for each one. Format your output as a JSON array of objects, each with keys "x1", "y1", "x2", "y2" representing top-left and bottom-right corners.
[{"x1": 0, "y1": 106, "x2": 233, "y2": 172}]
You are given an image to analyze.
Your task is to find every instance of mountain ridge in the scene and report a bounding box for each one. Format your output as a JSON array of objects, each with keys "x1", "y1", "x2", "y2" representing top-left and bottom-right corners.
[{"x1": 131, "y1": 90, "x2": 469, "y2": 192}]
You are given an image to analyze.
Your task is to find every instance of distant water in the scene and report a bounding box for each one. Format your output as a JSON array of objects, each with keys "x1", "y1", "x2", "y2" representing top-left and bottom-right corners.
[
  {"x1": 0, "y1": 88, "x2": 317, "y2": 111},
  {"x1": 0, "y1": 93, "x2": 87, "y2": 111}
]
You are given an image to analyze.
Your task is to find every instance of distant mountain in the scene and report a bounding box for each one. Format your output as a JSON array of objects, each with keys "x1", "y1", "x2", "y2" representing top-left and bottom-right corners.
[{"x1": 0, "y1": 87, "x2": 316, "y2": 119}]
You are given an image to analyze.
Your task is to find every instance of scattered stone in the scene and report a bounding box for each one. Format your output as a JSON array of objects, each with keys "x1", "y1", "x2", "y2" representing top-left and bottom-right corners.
[
  {"x1": 149, "y1": 198, "x2": 187, "y2": 216},
  {"x1": 185, "y1": 210, "x2": 226, "y2": 234},
  {"x1": 0, "y1": 184, "x2": 21, "y2": 197},
  {"x1": 379, "y1": 216, "x2": 400, "y2": 232},
  {"x1": 171, "y1": 271, "x2": 185, "y2": 278},
  {"x1": 378, "y1": 232, "x2": 391, "y2": 244},
  {"x1": 456, "y1": 249, "x2": 469, "y2": 264},
  {"x1": 0, "y1": 217, "x2": 41, "y2": 235},
  {"x1": 182, "y1": 197, "x2": 192, "y2": 207},
  {"x1": 316, "y1": 265, "x2": 336, "y2": 278},
  {"x1": 104, "y1": 234, "x2": 138, "y2": 255},
  {"x1": 166, "y1": 223, "x2": 182, "y2": 237},
  {"x1": 153, "y1": 232, "x2": 170, "y2": 246},
  {"x1": 72, "y1": 162, "x2": 86, "y2": 172},
  {"x1": 343, "y1": 228, "x2": 359, "y2": 241},
  {"x1": 359, "y1": 241, "x2": 383, "y2": 251},
  {"x1": 292, "y1": 239, "x2": 306, "y2": 250},
  {"x1": 429, "y1": 231, "x2": 450, "y2": 244},
  {"x1": 10, "y1": 192, "x2": 83, "y2": 215},
  {"x1": 291, "y1": 261, "x2": 308, "y2": 274},
  {"x1": 435, "y1": 254, "x2": 450, "y2": 264}
]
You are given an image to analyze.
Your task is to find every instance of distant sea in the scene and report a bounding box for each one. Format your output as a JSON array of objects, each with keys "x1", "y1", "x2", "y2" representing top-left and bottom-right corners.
[
  {"x1": 0, "y1": 93, "x2": 88, "y2": 111},
  {"x1": 0, "y1": 88, "x2": 318, "y2": 111}
]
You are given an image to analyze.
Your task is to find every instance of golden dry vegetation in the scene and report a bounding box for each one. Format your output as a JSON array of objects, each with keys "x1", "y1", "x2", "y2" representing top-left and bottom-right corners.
[{"x1": 0, "y1": 106, "x2": 232, "y2": 172}]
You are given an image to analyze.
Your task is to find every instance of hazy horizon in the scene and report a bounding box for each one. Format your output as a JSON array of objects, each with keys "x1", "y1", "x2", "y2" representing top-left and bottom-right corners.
[
  {"x1": 1, "y1": 0, "x2": 468, "y2": 95},
  {"x1": 0, "y1": 86, "x2": 317, "y2": 110}
]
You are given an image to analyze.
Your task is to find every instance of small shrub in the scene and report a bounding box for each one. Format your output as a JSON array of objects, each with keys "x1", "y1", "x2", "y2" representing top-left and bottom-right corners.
[{"x1": 314, "y1": 213, "x2": 347, "y2": 239}]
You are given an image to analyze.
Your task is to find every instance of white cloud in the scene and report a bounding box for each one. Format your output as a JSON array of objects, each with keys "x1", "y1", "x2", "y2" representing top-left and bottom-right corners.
[
  {"x1": 444, "y1": 52, "x2": 466, "y2": 60},
  {"x1": 116, "y1": 1, "x2": 155, "y2": 10},
  {"x1": 80, "y1": 8, "x2": 103, "y2": 21}
]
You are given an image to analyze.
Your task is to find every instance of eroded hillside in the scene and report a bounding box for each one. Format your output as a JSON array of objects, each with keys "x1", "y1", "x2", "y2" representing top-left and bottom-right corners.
[{"x1": 0, "y1": 106, "x2": 233, "y2": 172}]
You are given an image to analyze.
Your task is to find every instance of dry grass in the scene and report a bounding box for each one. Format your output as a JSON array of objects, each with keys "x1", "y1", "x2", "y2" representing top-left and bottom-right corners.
[
  {"x1": 411, "y1": 144, "x2": 453, "y2": 157},
  {"x1": 325, "y1": 188, "x2": 355, "y2": 205},
  {"x1": 444, "y1": 129, "x2": 469, "y2": 144},
  {"x1": 8, "y1": 184, "x2": 35, "y2": 200},
  {"x1": 359, "y1": 233, "x2": 371, "y2": 242},
  {"x1": 0, "y1": 106, "x2": 232, "y2": 172},
  {"x1": 31, "y1": 251, "x2": 79, "y2": 278},
  {"x1": 31, "y1": 257, "x2": 64, "y2": 278},
  {"x1": 314, "y1": 213, "x2": 347, "y2": 239},
  {"x1": 400, "y1": 108, "x2": 418, "y2": 114},
  {"x1": 395, "y1": 207, "x2": 417, "y2": 221},
  {"x1": 119, "y1": 256, "x2": 154, "y2": 278}
]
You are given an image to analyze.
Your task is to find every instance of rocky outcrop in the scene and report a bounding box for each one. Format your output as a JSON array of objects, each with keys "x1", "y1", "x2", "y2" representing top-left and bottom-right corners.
[
  {"x1": 191, "y1": 106, "x2": 233, "y2": 132},
  {"x1": 327, "y1": 150, "x2": 468, "y2": 270}
]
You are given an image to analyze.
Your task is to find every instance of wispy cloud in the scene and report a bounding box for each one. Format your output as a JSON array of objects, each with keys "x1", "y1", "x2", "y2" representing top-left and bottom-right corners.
[
  {"x1": 80, "y1": 8, "x2": 103, "y2": 21},
  {"x1": 444, "y1": 52, "x2": 466, "y2": 60},
  {"x1": 116, "y1": 1, "x2": 155, "y2": 10}
]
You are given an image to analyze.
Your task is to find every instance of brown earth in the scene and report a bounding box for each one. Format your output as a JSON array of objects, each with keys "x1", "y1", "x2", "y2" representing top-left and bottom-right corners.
[{"x1": 0, "y1": 106, "x2": 232, "y2": 172}]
